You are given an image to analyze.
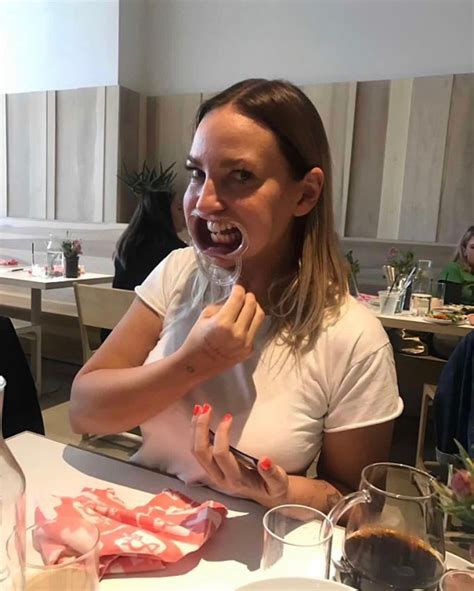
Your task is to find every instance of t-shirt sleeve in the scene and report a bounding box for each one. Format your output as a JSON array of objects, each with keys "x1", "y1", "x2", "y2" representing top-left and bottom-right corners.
[
  {"x1": 324, "y1": 343, "x2": 403, "y2": 432},
  {"x1": 439, "y1": 262, "x2": 463, "y2": 284},
  {"x1": 134, "y1": 248, "x2": 191, "y2": 318}
]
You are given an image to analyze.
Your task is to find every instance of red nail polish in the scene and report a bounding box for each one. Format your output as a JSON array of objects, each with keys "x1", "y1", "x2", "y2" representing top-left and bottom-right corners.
[
  {"x1": 260, "y1": 457, "x2": 272, "y2": 471},
  {"x1": 202, "y1": 403, "x2": 211, "y2": 414},
  {"x1": 223, "y1": 413, "x2": 232, "y2": 422},
  {"x1": 193, "y1": 404, "x2": 201, "y2": 416}
]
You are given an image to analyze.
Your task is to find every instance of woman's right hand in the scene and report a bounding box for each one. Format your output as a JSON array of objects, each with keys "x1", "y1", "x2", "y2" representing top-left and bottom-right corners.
[{"x1": 179, "y1": 285, "x2": 265, "y2": 379}]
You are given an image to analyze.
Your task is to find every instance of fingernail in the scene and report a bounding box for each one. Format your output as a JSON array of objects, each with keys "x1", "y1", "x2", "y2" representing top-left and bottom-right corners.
[
  {"x1": 260, "y1": 457, "x2": 272, "y2": 471},
  {"x1": 202, "y1": 403, "x2": 211, "y2": 414},
  {"x1": 223, "y1": 413, "x2": 232, "y2": 422},
  {"x1": 193, "y1": 404, "x2": 202, "y2": 416}
]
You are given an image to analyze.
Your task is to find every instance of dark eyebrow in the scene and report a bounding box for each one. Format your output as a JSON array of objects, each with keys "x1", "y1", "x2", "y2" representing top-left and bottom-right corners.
[
  {"x1": 185, "y1": 155, "x2": 256, "y2": 168},
  {"x1": 185, "y1": 155, "x2": 201, "y2": 166}
]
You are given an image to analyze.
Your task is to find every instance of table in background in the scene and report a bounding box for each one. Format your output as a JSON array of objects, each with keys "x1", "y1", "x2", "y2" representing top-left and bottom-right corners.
[
  {"x1": 377, "y1": 311, "x2": 472, "y2": 338},
  {"x1": 0, "y1": 270, "x2": 113, "y2": 392}
]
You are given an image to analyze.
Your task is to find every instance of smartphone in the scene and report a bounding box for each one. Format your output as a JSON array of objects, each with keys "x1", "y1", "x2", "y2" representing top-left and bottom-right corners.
[{"x1": 208, "y1": 430, "x2": 259, "y2": 470}]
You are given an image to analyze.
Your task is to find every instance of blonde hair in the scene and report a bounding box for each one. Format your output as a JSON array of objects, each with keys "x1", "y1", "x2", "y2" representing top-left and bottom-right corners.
[
  {"x1": 191, "y1": 79, "x2": 348, "y2": 354},
  {"x1": 454, "y1": 226, "x2": 474, "y2": 271}
]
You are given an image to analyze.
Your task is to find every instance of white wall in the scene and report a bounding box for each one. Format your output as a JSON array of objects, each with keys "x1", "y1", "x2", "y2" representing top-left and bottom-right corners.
[
  {"x1": 144, "y1": 0, "x2": 473, "y2": 95},
  {"x1": 0, "y1": 0, "x2": 119, "y2": 94},
  {"x1": 118, "y1": 0, "x2": 147, "y2": 91}
]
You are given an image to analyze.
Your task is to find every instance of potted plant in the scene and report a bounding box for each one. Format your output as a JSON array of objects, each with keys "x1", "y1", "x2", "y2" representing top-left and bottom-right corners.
[
  {"x1": 385, "y1": 247, "x2": 415, "y2": 278},
  {"x1": 119, "y1": 161, "x2": 177, "y2": 199},
  {"x1": 433, "y1": 441, "x2": 474, "y2": 563},
  {"x1": 61, "y1": 239, "x2": 83, "y2": 278}
]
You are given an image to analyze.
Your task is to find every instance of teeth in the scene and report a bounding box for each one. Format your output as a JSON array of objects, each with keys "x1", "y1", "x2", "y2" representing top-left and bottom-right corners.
[
  {"x1": 210, "y1": 231, "x2": 240, "y2": 244},
  {"x1": 207, "y1": 220, "x2": 237, "y2": 233}
]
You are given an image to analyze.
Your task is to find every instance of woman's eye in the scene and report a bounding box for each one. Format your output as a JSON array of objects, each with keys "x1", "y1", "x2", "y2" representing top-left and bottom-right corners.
[
  {"x1": 187, "y1": 167, "x2": 204, "y2": 181},
  {"x1": 233, "y1": 169, "x2": 253, "y2": 182}
]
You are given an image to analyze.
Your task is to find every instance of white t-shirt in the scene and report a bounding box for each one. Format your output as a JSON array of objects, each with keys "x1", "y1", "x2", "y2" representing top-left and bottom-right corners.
[{"x1": 132, "y1": 247, "x2": 403, "y2": 486}]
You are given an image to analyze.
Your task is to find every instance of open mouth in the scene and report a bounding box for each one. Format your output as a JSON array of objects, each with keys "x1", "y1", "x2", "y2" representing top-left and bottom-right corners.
[{"x1": 190, "y1": 216, "x2": 245, "y2": 259}]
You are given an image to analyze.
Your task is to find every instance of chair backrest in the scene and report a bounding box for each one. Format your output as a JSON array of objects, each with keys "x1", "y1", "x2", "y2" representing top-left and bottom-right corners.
[{"x1": 74, "y1": 284, "x2": 135, "y2": 363}]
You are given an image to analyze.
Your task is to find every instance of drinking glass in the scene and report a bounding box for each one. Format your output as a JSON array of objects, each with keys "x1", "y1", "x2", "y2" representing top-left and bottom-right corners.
[
  {"x1": 261, "y1": 504, "x2": 333, "y2": 580},
  {"x1": 378, "y1": 290, "x2": 401, "y2": 315},
  {"x1": 410, "y1": 293, "x2": 432, "y2": 316},
  {"x1": 431, "y1": 280, "x2": 446, "y2": 310},
  {"x1": 8, "y1": 518, "x2": 100, "y2": 590},
  {"x1": 329, "y1": 463, "x2": 446, "y2": 591}
]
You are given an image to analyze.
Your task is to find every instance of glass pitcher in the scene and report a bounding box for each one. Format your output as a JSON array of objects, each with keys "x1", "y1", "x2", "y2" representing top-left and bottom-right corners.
[{"x1": 328, "y1": 463, "x2": 445, "y2": 591}]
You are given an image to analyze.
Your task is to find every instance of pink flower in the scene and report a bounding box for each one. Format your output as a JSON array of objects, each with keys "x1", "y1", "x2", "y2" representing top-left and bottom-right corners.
[
  {"x1": 451, "y1": 470, "x2": 474, "y2": 500},
  {"x1": 72, "y1": 240, "x2": 83, "y2": 255}
]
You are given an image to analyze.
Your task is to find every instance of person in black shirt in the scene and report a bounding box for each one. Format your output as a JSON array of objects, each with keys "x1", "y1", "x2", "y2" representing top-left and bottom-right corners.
[
  {"x1": 101, "y1": 188, "x2": 187, "y2": 342},
  {"x1": 113, "y1": 190, "x2": 187, "y2": 291}
]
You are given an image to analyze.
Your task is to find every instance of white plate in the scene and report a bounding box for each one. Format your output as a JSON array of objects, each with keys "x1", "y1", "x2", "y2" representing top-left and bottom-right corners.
[
  {"x1": 235, "y1": 579, "x2": 354, "y2": 591},
  {"x1": 447, "y1": 551, "x2": 472, "y2": 569},
  {"x1": 423, "y1": 317, "x2": 466, "y2": 325}
]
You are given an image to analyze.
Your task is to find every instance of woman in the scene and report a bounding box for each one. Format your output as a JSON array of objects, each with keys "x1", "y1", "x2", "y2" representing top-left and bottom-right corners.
[
  {"x1": 440, "y1": 226, "x2": 474, "y2": 306},
  {"x1": 71, "y1": 79, "x2": 402, "y2": 512},
  {"x1": 112, "y1": 189, "x2": 187, "y2": 291}
]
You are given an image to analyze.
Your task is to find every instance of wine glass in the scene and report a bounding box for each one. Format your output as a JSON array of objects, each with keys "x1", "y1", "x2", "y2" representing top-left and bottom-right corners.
[{"x1": 8, "y1": 517, "x2": 100, "y2": 590}]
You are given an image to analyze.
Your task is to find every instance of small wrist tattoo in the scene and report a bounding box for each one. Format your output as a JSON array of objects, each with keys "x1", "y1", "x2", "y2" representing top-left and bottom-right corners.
[{"x1": 185, "y1": 364, "x2": 195, "y2": 374}]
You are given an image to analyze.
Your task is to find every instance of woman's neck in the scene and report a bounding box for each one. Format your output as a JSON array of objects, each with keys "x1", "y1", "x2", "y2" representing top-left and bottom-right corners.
[{"x1": 238, "y1": 254, "x2": 297, "y2": 310}]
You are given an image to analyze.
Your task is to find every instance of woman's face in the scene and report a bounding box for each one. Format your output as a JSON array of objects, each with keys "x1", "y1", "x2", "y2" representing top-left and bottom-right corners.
[
  {"x1": 465, "y1": 236, "x2": 474, "y2": 269},
  {"x1": 184, "y1": 105, "x2": 318, "y2": 272}
]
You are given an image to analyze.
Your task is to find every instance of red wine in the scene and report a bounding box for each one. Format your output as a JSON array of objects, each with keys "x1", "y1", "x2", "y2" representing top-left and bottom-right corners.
[{"x1": 344, "y1": 527, "x2": 444, "y2": 590}]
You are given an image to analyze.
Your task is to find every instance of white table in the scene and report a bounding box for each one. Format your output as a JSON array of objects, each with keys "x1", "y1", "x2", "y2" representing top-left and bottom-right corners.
[
  {"x1": 0, "y1": 270, "x2": 113, "y2": 391},
  {"x1": 377, "y1": 311, "x2": 473, "y2": 338},
  {"x1": 6, "y1": 433, "x2": 469, "y2": 590},
  {"x1": 7, "y1": 432, "x2": 268, "y2": 591},
  {"x1": 0, "y1": 269, "x2": 113, "y2": 325}
]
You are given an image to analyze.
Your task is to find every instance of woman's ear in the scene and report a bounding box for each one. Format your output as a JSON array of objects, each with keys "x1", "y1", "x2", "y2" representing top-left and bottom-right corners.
[{"x1": 294, "y1": 167, "x2": 324, "y2": 217}]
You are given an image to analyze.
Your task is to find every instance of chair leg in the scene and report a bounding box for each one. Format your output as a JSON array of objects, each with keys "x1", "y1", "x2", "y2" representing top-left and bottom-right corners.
[
  {"x1": 34, "y1": 328, "x2": 42, "y2": 396},
  {"x1": 415, "y1": 393, "x2": 431, "y2": 471}
]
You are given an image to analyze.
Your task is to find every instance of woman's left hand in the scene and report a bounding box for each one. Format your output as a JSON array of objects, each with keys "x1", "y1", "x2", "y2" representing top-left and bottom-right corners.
[{"x1": 191, "y1": 404, "x2": 289, "y2": 507}]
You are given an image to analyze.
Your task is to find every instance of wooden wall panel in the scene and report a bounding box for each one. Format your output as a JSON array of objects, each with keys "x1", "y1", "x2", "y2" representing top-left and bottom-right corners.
[
  {"x1": 46, "y1": 91, "x2": 56, "y2": 220},
  {"x1": 7, "y1": 92, "x2": 47, "y2": 219},
  {"x1": 0, "y1": 74, "x2": 472, "y2": 247},
  {"x1": 116, "y1": 86, "x2": 139, "y2": 223},
  {"x1": 398, "y1": 75, "x2": 453, "y2": 241},
  {"x1": 103, "y1": 86, "x2": 120, "y2": 223},
  {"x1": 0, "y1": 95, "x2": 6, "y2": 217},
  {"x1": 303, "y1": 82, "x2": 356, "y2": 235},
  {"x1": 154, "y1": 93, "x2": 201, "y2": 201},
  {"x1": 345, "y1": 80, "x2": 390, "y2": 238},
  {"x1": 145, "y1": 96, "x2": 158, "y2": 165},
  {"x1": 437, "y1": 74, "x2": 474, "y2": 244},
  {"x1": 377, "y1": 79, "x2": 413, "y2": 239},
  {"x1": 55, "y1": 87, "x2": 105, "y2": 222}
]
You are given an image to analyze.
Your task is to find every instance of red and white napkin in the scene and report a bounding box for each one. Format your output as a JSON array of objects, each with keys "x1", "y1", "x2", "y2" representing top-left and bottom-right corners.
[{"x1": 35, "y1": 487, "x2": 227, "y2": 577}]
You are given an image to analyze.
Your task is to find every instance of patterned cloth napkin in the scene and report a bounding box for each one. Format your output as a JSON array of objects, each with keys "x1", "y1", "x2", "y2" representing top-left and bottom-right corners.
[{"x1": 35, "y1": 487, "x2": 228, "y2": 577}]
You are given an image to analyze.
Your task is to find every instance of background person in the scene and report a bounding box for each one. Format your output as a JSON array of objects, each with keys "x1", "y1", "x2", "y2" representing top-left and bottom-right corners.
[{"x1": 439, "y1": 225, "x2": 474, "y2": 306}]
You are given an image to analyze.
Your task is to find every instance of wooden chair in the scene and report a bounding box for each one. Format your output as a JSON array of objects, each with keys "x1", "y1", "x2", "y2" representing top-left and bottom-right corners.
[
  {"x1": 74, "y1": 283, "x2": 135, "y2": 364},
  {"x1": 73, "y1": 284, "x2": 142, "y2": 447},
  {"x1": 415, "y1": 383, "x2": 438, "y2": 472}
]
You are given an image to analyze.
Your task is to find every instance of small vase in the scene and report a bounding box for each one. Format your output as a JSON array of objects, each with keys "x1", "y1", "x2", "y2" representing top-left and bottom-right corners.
[{"x1": 64, "y1": 255, "x2": 79, "y2": 278}]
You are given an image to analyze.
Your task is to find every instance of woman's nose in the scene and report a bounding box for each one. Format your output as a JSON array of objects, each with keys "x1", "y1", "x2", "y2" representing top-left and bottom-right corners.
[{"x1": 195, "y1": 179, "x2": 225, "y2": 213}]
